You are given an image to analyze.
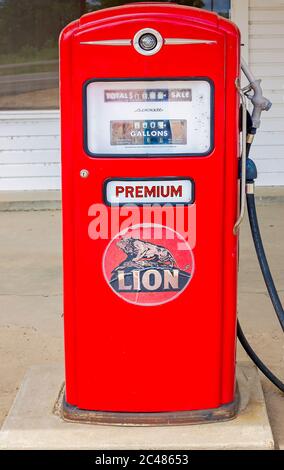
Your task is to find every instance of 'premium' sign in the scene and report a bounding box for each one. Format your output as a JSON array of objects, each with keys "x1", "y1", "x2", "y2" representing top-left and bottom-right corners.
[{"x1": 104, "y1": 178, "x2": 194, "y2": 205}]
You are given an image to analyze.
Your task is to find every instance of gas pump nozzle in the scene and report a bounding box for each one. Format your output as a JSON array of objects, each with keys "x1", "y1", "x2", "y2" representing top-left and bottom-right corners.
[
  {"x1": 241, "y1": 58, "x2": 272, "y2": 130},
  {"x1": 234, "y1": 59, "x2": 272, "y2": 233}
]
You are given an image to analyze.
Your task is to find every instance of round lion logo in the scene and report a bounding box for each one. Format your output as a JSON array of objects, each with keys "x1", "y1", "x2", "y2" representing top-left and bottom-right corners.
[{"x1": 103, "y1": 224, "x2": 194, "y2": 307}]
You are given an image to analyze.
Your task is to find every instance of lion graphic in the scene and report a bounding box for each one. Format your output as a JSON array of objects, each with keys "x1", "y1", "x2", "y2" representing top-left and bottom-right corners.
[{"x1": 116, "y1": 237, "x2": 177, "y2": 269}]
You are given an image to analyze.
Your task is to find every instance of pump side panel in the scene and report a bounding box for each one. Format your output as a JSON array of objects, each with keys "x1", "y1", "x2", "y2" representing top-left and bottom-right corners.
[
  {"x1": 60, "y1": 5, "x2": 240, "y2": 412},
  {"x1": 219, "y1": 17, "x2": 240, "y2": 404}
]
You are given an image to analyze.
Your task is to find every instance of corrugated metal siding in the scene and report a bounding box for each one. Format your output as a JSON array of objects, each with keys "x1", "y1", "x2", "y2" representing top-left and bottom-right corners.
[
  {"x1": 0, "y1": 111, "x2": 60, "y2": 190},
  {"x1": 249, "y1": 0, "x2": 284, "y2": 185}
]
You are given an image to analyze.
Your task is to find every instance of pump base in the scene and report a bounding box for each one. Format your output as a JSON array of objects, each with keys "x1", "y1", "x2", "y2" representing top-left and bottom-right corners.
[{"x1": 61, "y1": 389, "x2": 239, "y2": 426}]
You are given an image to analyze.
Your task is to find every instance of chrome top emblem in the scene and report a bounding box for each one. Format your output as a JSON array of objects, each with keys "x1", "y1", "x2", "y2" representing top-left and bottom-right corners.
[{"x1": 80, "y1": 28, "x2": 217, "y2": 55}]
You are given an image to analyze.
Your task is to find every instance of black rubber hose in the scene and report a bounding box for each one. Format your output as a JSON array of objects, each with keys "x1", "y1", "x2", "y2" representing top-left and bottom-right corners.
[
  {"x1": 237, "y1": 193, "x2": 284, "y2": 393},
  {"x1": 237, "y1": 321, "x2": 284, "y2": 393},
  {"x1": 246, "y1": 193, "x2": 284, "y2": 331}
]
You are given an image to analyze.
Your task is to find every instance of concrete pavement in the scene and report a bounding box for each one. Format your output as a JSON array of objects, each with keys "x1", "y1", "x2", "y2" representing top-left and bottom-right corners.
[{"x1": 0, "y1": 363, "x2": 274, "y2": 450}]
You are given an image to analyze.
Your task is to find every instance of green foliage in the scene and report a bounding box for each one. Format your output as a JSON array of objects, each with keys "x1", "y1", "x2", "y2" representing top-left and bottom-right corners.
[
  {"x1": 0, "y1": 0, "x2": 81, "y2": 55},
  {"x1": 91, "y1": 1, "x2": 205, "y2": 10},
  {"x1": 0, "y1": 0, "x2": 229, "y2": 64}
]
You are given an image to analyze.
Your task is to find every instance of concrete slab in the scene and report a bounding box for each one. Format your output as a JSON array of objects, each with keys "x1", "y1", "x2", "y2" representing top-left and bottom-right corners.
[
  {"x1": 0, "y1": 363, "x2": 274, "y2": 450},
  {"x1": 0, "y1": 190, "x2": 61, "y2": 211}
]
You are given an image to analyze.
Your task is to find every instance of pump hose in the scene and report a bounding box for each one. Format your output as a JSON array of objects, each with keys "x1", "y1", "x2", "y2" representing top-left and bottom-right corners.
[
  {"x1": 237, "y1": 322, "x2": 284, "y2": 392},
  {"x1": 237, "y1": 193, "x2": 284, "y2": 393},
  {"x1": 247, "y1": 193, "x2": 284, "y2": 330}
]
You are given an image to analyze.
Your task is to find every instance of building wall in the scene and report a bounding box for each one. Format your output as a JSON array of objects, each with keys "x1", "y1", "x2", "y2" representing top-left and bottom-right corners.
[
  {"x1": 0, "y1": 111, "x2": 60, "y2": 190},
  {"x1": 248, "y1": 0, "x2": 284, "y2": 185},
  {"x1": 0, "y1": 1, "x2": 283, "y2": 190}
]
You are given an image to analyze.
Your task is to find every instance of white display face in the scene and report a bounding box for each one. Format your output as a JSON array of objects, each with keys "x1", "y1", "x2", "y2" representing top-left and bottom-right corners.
[{"x1": 85, "y1": 80, "x2": 212, "y2": 156}]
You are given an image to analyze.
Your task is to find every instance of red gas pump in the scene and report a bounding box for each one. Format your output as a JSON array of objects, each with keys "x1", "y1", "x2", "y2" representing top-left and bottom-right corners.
[{"x1": 59, "y1": 3, "x2": 242, "y2": 424}]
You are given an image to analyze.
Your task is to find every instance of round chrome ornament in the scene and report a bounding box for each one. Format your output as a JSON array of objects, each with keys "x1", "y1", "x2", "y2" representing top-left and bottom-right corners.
[
  {"x1": 133, "y1": 28, "x2": 163, "y2": 56},
  {"x1": 139, "y1": 33, "x2": 157, "y2": 51}
]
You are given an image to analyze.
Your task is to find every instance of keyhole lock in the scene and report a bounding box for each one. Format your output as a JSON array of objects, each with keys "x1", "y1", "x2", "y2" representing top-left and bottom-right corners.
[{"x1": 80, "y1": 169, "x2": 89, "y2": 178}]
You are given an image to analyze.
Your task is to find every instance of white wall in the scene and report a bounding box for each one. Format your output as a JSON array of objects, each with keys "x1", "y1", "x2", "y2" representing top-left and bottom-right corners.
[
  {"x1": 0, "y1": 111, "x2": 60, "y2": 190},
  {"x1": 247, "y1": 0, "x2": 284, "y2": 185}
]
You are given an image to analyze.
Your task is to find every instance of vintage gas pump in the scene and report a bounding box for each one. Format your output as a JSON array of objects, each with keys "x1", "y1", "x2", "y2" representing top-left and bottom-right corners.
[{"x1": 59, "y1": 3, "x2": 282, "y2": 425}]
